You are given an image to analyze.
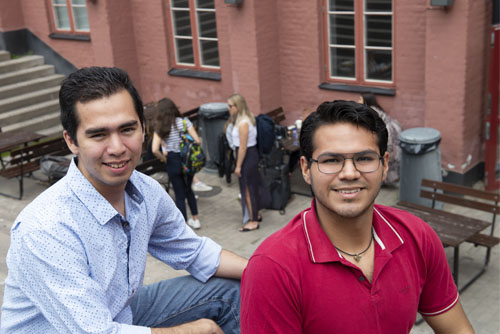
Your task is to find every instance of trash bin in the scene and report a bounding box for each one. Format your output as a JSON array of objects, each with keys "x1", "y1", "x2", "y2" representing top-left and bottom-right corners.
[
  {"x1": 399, "y1": 127, "x2": 443, "y2": 207},
  {"x1": 198, "y1": 102, "x2": 229, "y2": 171}
]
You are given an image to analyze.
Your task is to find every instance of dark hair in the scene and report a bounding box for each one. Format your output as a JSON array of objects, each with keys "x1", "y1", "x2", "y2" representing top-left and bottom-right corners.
[
  {"x1": 153, "y1": 97, "x2": 182, "y2": 139},
  {"x1": 361, "y1": 92, "x2": 383, "y2": 111},
  {"x1": 300, "y1": 100, "x2": 388, "y2": 163},
  {"x1": 59, "y1": 66, "x2": 144, "y2": 145}
]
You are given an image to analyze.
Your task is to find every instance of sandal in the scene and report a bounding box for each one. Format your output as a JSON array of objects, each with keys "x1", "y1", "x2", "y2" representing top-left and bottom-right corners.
[{"x1": 239, "y1": 223, "x2": 260, "y2": 232}]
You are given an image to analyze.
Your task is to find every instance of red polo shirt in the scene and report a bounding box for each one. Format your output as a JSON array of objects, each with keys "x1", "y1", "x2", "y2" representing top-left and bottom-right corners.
[{"x1": 241, "y1": 202, "x2": 458, "y2": 334}]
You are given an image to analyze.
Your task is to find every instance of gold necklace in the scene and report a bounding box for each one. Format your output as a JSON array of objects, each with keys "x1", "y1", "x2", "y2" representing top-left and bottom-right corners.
[{"x1": 334, "y1": 230, "x2": 374, "y2": 262}]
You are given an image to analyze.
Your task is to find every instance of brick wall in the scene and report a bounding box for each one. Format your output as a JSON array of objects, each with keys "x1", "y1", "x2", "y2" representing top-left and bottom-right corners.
[
  {"x1": 0, "y1": 0, "x2": 492, "y2": 181},
  {"x1": 0, "y1": 1, "x2": 24, "y2": 31}
]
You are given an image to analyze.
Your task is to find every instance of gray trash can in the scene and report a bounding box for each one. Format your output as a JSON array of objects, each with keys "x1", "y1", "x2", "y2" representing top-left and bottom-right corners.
[
  {"x1": 399, "y1": 127, "x2": 443, "y2": 207},
  {"x1": 198, "y1": 102, "x2": 229, "y2": 171}
]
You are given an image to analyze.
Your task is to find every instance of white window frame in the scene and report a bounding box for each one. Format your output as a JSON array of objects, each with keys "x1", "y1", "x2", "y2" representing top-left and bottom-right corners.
[
  {"x1": 326, "y1": 0, "x2": 393, "y2": 85},
  {"x1": 49, "y1": 0, "x2": 90, "y2": 34},
  {"x1": 169, "y1": 0, "x2": 220, "y2": 70}
]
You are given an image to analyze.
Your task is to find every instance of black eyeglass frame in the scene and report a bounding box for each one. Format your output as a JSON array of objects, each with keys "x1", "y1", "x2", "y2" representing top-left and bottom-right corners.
[{"x1": 309, "y1": 151, "x2": 384, "y2": 174}]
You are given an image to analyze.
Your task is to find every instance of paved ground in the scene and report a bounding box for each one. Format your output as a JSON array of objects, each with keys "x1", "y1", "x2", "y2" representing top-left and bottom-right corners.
[{"x1": 0, "y1": 168, "x2": 498, "y2": 333}]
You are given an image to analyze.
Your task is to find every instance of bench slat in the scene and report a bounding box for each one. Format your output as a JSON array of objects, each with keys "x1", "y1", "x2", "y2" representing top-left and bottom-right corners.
[
  {"x1": 266, "y1": 107, "x2": 284, "y2": 118},
  {"x1": 421, "y1": 179, "x2": 499, "y2": 202},
  {"x1": 9, "y1": 138, "x2": 70, "y2": 165},
  {"x1": 467, "y1": 233, "x2": 500, "y2": 248},
  {"x1": 265, "y1": 107, "x2": 285, "y2": 125},
  {"x1": 183, "y1": 107, "x2": 200, "y2": 123},
  {"x1": 0, "y1": 160, "x2": 40, "y2": 179},
  {"x1": 420, "y1": 190, "x2": 500, "y2": 214},
  {"x1": 396, "y1": 201, "x2": 492, "y2": 247},
  {"x1": 273, "y1": 115, "x2": 286, "y2": 125},
  {"x1": 136, "y1": 158, "x2": 165, "y2": 175}
]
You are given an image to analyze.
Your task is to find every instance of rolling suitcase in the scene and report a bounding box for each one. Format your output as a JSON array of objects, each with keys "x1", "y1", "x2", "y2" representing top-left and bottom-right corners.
[
  {"x1": 260, "y1": 139, "x2": 285, "y2": 169},
  {"x1": 260, "y1": 163, "x2": 290, "y2": 215}
]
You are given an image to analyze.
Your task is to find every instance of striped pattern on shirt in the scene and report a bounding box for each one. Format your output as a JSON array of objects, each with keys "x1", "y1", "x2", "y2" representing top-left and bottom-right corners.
[{"x1": 161, "y1": 117, "x2": 192, "y2": 153}]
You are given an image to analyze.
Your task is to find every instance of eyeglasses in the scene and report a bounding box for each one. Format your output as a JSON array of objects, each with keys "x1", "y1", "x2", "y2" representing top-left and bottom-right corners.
[{"x1": 309, "y1": 151, "x2": 383, "y2": 174}]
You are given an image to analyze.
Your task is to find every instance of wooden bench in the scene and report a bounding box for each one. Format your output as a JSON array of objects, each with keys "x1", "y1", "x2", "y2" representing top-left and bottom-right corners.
[
  {"x1": 135, "y1": 157, "x2": 170, "y2": 193},
  {"x1": 397, "y1": 178, "x2": 500, "y2": 292},
  {"x1": 0, "y1": 137, "x2": 71, "y2": 199},
  {"x1": 183, "y1": 106, "x2": 200, "y2": 124},
  {"x1": 266, "y1": 106, "x2": 286, "y2": 125}
]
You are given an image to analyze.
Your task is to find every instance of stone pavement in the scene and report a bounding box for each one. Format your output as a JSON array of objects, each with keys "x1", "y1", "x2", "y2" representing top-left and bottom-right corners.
[{"x1": 0, "y1": 168, "x2": 498, "y2": 333}]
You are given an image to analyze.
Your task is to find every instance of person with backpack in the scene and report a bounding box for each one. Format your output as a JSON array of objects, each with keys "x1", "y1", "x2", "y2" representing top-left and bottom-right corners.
[
  {"x1": 151, "y1": 98, "x2": 202, "y2": 229},
  {"x1": 359, "y1": 93, "x2": 403, "y2": 186},
  {"x1": 227, "y1": 94, "x2": 264, "y2": 232}
]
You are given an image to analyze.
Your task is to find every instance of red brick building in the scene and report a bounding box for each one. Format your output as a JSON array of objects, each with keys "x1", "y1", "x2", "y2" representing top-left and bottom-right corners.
[{"x1": 0, "y1": 0, "x2": 497, "y2": 186}]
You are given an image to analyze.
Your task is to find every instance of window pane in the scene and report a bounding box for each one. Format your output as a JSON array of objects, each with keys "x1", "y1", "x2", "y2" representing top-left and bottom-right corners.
[
  {"x1": 196, "y1": 0, "x2": 215, "y2": 9},
  {"x1": 72, "y1": 7, "x2": 89, "y2": 31},
  {"x1": 173, "y1": 10, "x2": 192, "y2": 36},
  {"x1": 366, "y1": 49, "x2": 392, "y2": 81},
  {"x1": 329, "y1": 0, "x2": 354, "y2": 11},
  {"x1": 53, "y1": 0, "x2": 66, "y2": 4},
  {"x1": 329, "y1": 15, "x2": 354, "y2": 45},
  {"x1": 365, "y1": 15, "x2": 391, "y2": 47},
  {"x1": 71, "y1": 0, "x2": 86, "y2": 5},
  {"x1": 197, "y1": 11, "x2": 217, "y2": 38},
  {"x1": 54, "y1": 6, "x2": 70, "y2": 30},
  {"x1": 172, "y1": 0, "x2": 189, "y2": 8},
  {"x1": 176, "y1": 38, "x2": 195, "y2": 64},
  {"x1": 200, "y1": 40, "x2": 219, "y2": 67},
  {"x1": 365, "y1": 0, "x2": 392, "y2": 12},
  {"x1": 330, "y1": 47, "x2": 355, "y2": 78}
]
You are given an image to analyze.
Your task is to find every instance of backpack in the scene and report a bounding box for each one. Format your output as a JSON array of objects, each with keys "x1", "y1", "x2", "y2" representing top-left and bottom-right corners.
[
  {"x1": 255, "y1": 114, "x2": 276, "y2": 157},
  {"x1": 179, "y1": 119, "x2": 206, "y2": 175},
  {"x1": 40, "y1": 155, "x2": 71, "y2": 182}
]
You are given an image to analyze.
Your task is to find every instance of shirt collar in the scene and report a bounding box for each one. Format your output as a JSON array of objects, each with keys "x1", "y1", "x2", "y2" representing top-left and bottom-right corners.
[
  {"x1": 302, "y1": 199, "x2": 404, "y2": 264},
  {"x1": 66, "y1": 157, "x2": 144, "y2": 226}
]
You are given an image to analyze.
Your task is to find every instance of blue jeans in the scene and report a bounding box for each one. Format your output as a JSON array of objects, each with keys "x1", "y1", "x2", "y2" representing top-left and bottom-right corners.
[{"x1": 130, "y1": 276, "x2": 241, "y2": 333}]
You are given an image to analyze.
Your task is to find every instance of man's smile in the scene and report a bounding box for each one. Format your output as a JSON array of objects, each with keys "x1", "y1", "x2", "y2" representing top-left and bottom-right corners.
[{"x1": 103, "y1": 160, "x2": 129, "y2": 169}]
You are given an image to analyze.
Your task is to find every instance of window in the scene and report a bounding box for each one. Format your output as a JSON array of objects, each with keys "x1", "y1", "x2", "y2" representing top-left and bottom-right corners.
[
  {"x1": 326, "y1": 0, "x2": 393, "y2": 84},
  {"x1": 169, "y1": 0, "x2": 220, "y2": 69},
  {"x1": 50, "y1": 0, "x2": 90, "y2": 34}
]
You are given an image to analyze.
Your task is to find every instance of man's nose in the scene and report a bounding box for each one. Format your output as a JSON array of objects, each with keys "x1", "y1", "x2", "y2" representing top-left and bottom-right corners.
[
  {"x1": 108, "y1": 133, "x2": 126, "y2": 155},
  {"x1": 338, "y1": 158, "x2": 360, "y2": 179}
]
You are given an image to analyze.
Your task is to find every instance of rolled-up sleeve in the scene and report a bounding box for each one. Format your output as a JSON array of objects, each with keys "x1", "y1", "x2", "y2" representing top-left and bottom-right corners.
[{"x1": 146, "y1": 194, "x2": 222, "y2": 282}]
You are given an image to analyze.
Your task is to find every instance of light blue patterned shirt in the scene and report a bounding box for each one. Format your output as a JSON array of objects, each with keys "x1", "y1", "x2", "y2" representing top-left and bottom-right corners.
[{"x1": 1, "y1": 158, "x2": 222, "y2": 333}]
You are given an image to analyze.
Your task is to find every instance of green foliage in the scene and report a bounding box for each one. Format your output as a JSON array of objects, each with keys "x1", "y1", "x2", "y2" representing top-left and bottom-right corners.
[{"x1": 10, "y1": 50, "x2": 34, "y2": 59}]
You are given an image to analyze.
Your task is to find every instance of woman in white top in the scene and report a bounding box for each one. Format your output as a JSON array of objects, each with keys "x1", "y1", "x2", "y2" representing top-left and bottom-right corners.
[
  {"x1": 151, "y1": 98, "x2": 202, "y2": 229},
  {"x1": 227, "y1": 94, "x2": 264, "y2": 232}
]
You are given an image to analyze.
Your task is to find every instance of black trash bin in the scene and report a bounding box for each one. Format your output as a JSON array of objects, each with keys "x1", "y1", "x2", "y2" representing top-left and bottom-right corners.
[
  {"x1": 399, "y1": 127, "x2": 443, "y2": 207},
  {"x1": 198, "y1": 102, "x2": 229, "y2": 171}
]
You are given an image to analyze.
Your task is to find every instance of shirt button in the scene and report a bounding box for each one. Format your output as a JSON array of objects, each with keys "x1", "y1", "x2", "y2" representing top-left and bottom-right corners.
[{"x1": 358, "y1": 276, "x2": 365, "y2": 282}]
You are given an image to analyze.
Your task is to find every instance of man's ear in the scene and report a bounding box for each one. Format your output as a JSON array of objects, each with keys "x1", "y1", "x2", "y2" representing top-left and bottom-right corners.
[
  {"x1": 63, "y1": 130, "x2": 79, "y2": 155},
  {"x1": 381, "y1": 151, "x2": 389, "y2": 181},
  {"x1": 300, "y1": 156, "x2": 311, "y2": 185}
]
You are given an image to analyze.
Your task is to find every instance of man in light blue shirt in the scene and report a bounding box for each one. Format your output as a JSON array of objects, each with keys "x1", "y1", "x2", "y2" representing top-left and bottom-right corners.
[{"x1": 1, "y1": 67, "x2": 247, "y2": 334}]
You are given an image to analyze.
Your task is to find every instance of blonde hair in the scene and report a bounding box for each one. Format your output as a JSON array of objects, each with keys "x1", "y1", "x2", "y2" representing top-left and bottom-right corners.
[{"x1": 228, "y1": 93, "x2": 255, "y2": 127}]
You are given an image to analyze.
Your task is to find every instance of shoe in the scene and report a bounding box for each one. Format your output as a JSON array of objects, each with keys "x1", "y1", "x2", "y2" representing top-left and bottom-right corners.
[
  {"x1": 188, "y1": 218, "x2": 201, "y2": 229},
  {"x1": 192, "y1": 181, "x2": 213, "y2": 192},
  {"x1": 239, "y1": 223, "x2": 260, "y2": 232}
]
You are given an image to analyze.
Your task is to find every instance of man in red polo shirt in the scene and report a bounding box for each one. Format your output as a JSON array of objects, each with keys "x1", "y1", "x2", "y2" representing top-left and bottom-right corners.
[{"x1": 241, "y1": 100, "x2": 474, "y2": 333}]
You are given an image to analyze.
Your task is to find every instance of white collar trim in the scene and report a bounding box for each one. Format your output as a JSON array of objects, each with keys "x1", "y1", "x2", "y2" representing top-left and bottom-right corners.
[{"x1": 374, "y1": 207, "x2": 404, "y2": 246}]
